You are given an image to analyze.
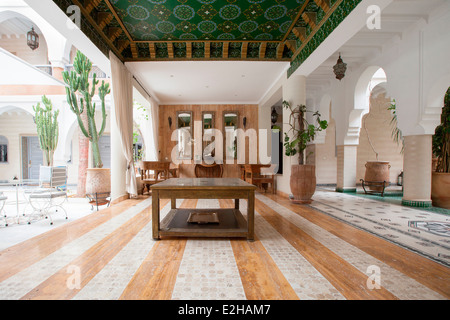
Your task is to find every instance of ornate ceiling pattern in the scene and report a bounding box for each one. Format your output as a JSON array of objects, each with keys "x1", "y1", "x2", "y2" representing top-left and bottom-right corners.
[{"x1": 51, "y1": 0, "x2": 362, "y2": 76}]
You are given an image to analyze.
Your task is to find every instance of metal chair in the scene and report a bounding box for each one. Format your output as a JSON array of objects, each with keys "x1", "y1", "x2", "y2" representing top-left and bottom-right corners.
[
  {"x1": 0, "y1": 192, "x2": 7, "y2": 226},
  {"x1": 24, "y1": 166, "x2": 68, "y2": 225}
]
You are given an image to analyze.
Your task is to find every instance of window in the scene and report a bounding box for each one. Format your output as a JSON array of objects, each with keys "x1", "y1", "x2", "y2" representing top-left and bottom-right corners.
[{"x1": 0, "y1": 136, "x2": 8, "y2": 163}]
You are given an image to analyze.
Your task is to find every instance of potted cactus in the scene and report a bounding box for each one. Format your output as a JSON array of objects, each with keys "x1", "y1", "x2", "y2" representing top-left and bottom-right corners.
[
  {"x1": 33, "y1": 95, "x2": 59, "y2": 167},
  {"x1": 62, "y1": 51, "x2": 111, "y2": 197},
  {"x1": 283, "y1": 100, "x2": 328, "y2": 203}
]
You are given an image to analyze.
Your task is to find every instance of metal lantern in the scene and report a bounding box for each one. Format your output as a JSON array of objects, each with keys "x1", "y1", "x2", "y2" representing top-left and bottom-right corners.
[
  {"x1": 333, "y1": 53, "x2": 347, "y2": 81},
  {"x1": 27, "y1": 26, "x2": 39, "y2": 51},
  {"x1": 271, "y1": 107, "x2": 278, "y2": 124}
]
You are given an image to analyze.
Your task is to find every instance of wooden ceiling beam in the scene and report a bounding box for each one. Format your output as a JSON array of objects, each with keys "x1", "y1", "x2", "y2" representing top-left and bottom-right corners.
[
  {"x1": 130, "y1": 42, "x2": 138, "y2": 59},
  {"x1": 167, "y1": 43, "x2": 174, "y2": 59},
  {"x1": 103, "y1": 0, "x2": 134, "y2": 42},
  {"x1": 314, "y1": 0, "x2": 331, "y2": 12},
  {"x1": 281, "y1": 0, "x2": 310, "y2": 43},
  {"x1": 149, "y1": 43, "x2": 156, "y2": 59},
  {"x1": 186, "y1": 42, "x2": 192, "y2": 59},
  {"x1": 285, "y1": 40, "x2": 296, "y2": 52},
  {"x1": 96, "y1": 12, "x2": 113, "y2": 30},
  {"x1": 222, "y1": 42, "x2": 228, "y2": 58},
  {"x1": 241, "y1": 42, "x2": 248, "y2": 59},
  {"x1": 117, "y1": 39, "x2": 129, "y2": 54},
  {"x1": 107, "y1": 27, "x2": 122, "y2": 42},
  {"x1": 259, "y1": 42, "x2": 267, "y2": 59},
  {"x1": 84, "y1": 0, "x2": 102, "y2": 15},
  {"x1": 72, "y1": 0, "x2": 124, "y2": 60},
  {"x1": 292, "y1": 27, "x2": 307, "y2": 43},
  {"x1": 276, "y1": 42, "x2": 285, "y2": 60},
  {"x1": 302, "y1": 12, "x2": 317, "y2": 29},
  {"x1": 204, "y1": 42, "x2": 210, "y2": 59}
]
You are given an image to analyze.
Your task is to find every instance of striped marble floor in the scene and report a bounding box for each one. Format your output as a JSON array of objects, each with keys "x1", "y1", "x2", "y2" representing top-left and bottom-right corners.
[{"x1": 0, "y1": 191, "x2": 448, "y2": 300}]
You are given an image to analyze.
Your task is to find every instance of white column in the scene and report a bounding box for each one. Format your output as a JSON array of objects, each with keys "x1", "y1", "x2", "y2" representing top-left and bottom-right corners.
[
  {"x1": 110, "y1": 95, "x2": 127, "y2": 202},
  {"x1": 336, "y1": 145, "x2": 357, "y2": 192},
  {"x1": 402, "y1": 134, "x2": 432, "y2": 207},
  {"x1": 278, "y1": 75, "x2": 306, "y2": 196}
]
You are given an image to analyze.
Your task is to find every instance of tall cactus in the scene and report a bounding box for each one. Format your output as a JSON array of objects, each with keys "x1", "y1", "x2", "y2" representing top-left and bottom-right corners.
[
  {"x1": 62, "y1": 51, "x2": 110, "y2": 168},
  {"x1": 33, "y1": 95, "x2": 59, "y2": 167}
]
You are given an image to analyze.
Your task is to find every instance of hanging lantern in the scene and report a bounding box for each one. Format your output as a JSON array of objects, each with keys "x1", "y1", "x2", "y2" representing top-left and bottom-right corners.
[
  {"x1": 271, "y1": 108, "x2": 278, "y2": 124},
  {"x1": 27, "y1": 26, "x2": 39, "y2": 51},
  {"x1": 333, "y1": 53, "x2": 347, "y2": 81}
]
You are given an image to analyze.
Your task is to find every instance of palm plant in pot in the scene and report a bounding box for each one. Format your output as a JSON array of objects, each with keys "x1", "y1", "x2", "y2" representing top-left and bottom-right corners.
[
  {"x1": 283, "y1": 100, "x2": 328, "y2": 204},
  {"x1": 431, "y1": 87, "x2": 450, "y2": 209},
  {"x1": 62, "y1": 51, "x2": 111, "y2": 198}
]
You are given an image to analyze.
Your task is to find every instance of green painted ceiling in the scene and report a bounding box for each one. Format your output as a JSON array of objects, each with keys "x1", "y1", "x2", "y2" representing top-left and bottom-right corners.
[
  {"x1": 51, "y1": 0, "x2": 362, "y2": 76},
  {"x1": 112, "y1": 0, "x2": 303, "y2": 42}
]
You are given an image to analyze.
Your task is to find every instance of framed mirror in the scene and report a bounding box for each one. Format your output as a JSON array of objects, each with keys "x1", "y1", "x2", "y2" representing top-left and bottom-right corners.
[
  {"x1": 202, "y1": 111, "x2": 215, "y2": 159},
  {"x1": 176, "y1": 111, "x2": 192, "y2": 160},
  {"x1": 223, "y1": 111, "x2": 239, "y2": 160}
]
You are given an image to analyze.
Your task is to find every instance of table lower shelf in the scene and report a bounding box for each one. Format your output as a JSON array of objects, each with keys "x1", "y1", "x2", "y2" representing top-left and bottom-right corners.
[{"x1": 159, "y1": 208, "x2": 249, "y2": 238}]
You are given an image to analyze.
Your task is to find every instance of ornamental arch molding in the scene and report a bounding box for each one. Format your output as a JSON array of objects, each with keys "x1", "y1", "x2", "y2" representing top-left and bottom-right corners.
[
  {"x1": 344, "y1": 66, "x2": 387, "y2": 145},
  {"x1": 420, "y1": 73, "x2": 450, "y2": 134}
]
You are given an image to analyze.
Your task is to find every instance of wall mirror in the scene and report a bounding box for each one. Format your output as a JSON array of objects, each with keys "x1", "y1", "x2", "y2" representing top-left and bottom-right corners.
[
  {"x1": 177, "y1": 111, "x2": 192, "y2": 160},
  {"x1": 223, "y1": 111, "x2": 239, "y2": 160},
  {"x1": 202, "y1": 111, "x2": 215, "y2": 159}
]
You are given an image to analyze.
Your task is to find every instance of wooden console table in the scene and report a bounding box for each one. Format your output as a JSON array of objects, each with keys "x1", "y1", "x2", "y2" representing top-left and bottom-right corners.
[{"x1": 151, "y1": 178, "x2": 256, "y2": 241}]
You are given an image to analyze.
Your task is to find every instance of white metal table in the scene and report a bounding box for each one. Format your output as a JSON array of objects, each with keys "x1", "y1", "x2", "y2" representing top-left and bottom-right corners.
[{"x1": 0, "y1": 179, "x2": 39, "y2": 224}]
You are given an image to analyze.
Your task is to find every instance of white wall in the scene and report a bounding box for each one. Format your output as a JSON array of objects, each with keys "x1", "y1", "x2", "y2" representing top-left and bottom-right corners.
[{"x1": 0, "y1": 111, "x2": 35, "y2": 180}]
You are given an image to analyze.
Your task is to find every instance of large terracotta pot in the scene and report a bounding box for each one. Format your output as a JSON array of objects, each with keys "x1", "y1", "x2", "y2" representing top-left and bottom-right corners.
[
  {"x1": 431, "y1": 172, "x2": 450, "y2": 209},
  {"x1": 85, "y1": 168, "x2": 111, "y2": 195},
  {"x1": 290, "y1": 164, "x2": 316, "y2": 204},
  {"x1": 364, "y1": 161, "x2": 390, "y2": 191}
]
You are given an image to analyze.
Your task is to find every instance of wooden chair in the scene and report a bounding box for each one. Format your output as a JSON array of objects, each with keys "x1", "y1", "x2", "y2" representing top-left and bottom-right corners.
[
  {"x1": 243, "y1": 164, "x2": 276, "y2": 194},
  {"x1": 140, "y1": 161, "x2": 170, "y2": 194},
  {"x1": 195, "y1": 163, "x2": 224, "y2": 178}
]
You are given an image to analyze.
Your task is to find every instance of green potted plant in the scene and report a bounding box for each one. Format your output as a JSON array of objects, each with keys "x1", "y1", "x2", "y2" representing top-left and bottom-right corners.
[
  {"x1": 33, "y1": 95, "x2": 59, "y2": 167},
  {"x1": 431, "y1": 87, "x2": 450, "y2": 209},
  {"x1": 283, "y1": 100, "x2": 328, "y2": 203},
  {"x1": 62, "y1": 51, "x2": 111, "y2": 197}
]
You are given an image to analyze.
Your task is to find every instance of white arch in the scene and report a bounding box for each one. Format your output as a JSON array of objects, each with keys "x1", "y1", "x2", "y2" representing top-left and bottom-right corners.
[
  {"x1": 420, "y1": 74, "x2": 450, "y2": 133},
  {"x1": 314, "y1": 94, "x2": 332, "y2": 144},
  {"x1": 0, "y1": 8, "x2": 69, "y2": 65},
  {"x1": 62, "y1": 119, "x2": 78, "y2": 162},
  {"x1": 344, "y1": 66, "x2": 387, "y2": 145},
  {"x1": 0, "y1": 105, "x2": 33, "y2": 116},
  {"x1": 318, "y1": 94, "x2": 332, "y2": 123}
]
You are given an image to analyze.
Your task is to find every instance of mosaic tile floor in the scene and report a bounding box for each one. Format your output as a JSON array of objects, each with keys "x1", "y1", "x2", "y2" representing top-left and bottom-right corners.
[
  {"x1": 308, "y1": 189, "x2": 450, "y2": 267},
  {"x1": 0, "y1": 191, "x2": 448, "y2": 300}
]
